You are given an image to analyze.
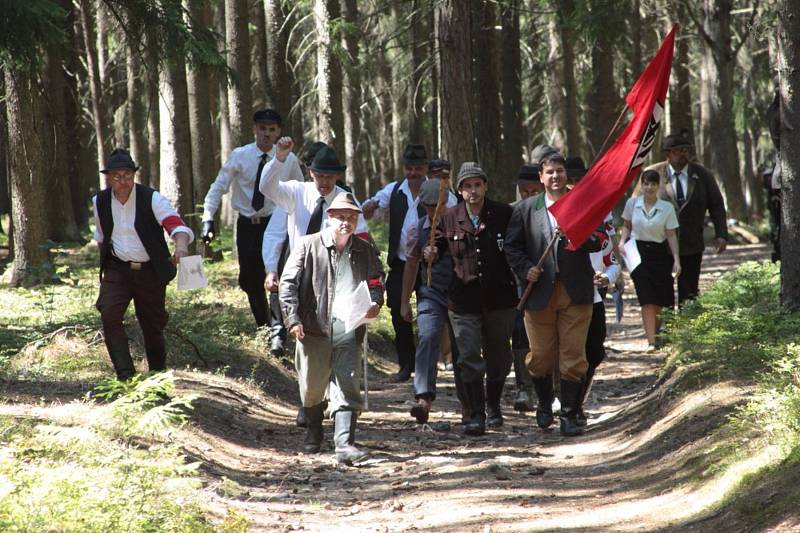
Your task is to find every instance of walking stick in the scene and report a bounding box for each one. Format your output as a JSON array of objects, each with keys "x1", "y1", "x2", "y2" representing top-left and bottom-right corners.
[
  {"x1": 363, "y1": 333, "x2": 369, "y2": 410},
  {"x1": 516, "y1": 230, "x2": 561, "y2": 312},
  {"x1": 426, "y1": 171, "x2": 451, "y2": 287}
]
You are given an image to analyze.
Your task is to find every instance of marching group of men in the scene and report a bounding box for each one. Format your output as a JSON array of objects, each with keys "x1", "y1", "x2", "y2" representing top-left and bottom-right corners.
[{"x1": 93, "y1": 107, "x2": 728, "y2": 466}]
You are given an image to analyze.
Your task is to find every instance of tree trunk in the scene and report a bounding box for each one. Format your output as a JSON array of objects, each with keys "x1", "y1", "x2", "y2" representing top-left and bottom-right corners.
[
  {"x1": 557, "y1": 0, "x2": 580, "y2": 156},
  {"x1": 408, "y1": 0, "x2": 425, "y2": 145},
  {"x1": 586, "y1": 27, "x2": 617, "y2": 161},
  {"x1": 375, "y1": 51, "x2": 395, "y2": 184},
  {"x1": 742, "y1": 128, "x2": 762, "y2": 220},
  {"x1": 390, "y1": 3, "x2": 407, "y2": 177},
  {"x1": 159, "y1": 57, "x2": 196, "y2": 248},
  {"x1": 501, "y1": 0, "x2": 523, "y2": 186},
  {"x1": 251, "y1": 0, "x2": 268, "y2": 109},
  {"x1": 430, "y1": 4, "x2": 441, "y2": 158},
  {"x1": 701, "y1": 0, "x2": 747, "y2": 221},
  {"x1": 668, "y1": 1, "x2": 695, "y2": 148},
  {"x1": 314, "y1": 0, "x2": 345, "y2": 157},
  {"x1": 629, "y1": 0, "x2": 642, "y2": 83},
  {"x1": 145, "y1": 30, "x2": 160, "y2": 189},
  {"x1": 4, "y1": 68, "x2": 50, "y2": 286},
  {"x1": 778, "y1": 0, "x2": 800, "y2": 308},
  {"x1": 437, "y1": 0, "x2": 475, "y2": 169},
  {"x1": 472, "y1": 0, "x2": 503, "y2": 191},
  {"x1": 265, "y1": 0, "x2": 292, "y2": 118},
  {"x1": 341, "y1": 0, "x2": 366, "y2": 198},
  {"x1": 546, "y1": 18, "x2": 566, "y2": 150},
  {"x1": 127, "y1": 44, "x2": 151, "y2": 188},
  {"x1": 226, "y1": 0, "x2": 253, "y2": 147}
]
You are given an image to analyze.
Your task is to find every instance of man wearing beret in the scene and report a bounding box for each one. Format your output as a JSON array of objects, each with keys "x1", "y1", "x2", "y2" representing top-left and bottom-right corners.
[
  {"x1": 93, "y1": 148, "x2": 194, "y2": 380},
  {"x1": 201, "y1": 109, "x2": 304, "y2": 331},
  {"x1": 428, "y1": 162, "x2": 518, "y2": 436},
  {"x1": 280, "y1": 192, "x2": 384, "y2": 465},
  {"x1": 645, "y1": 130, "x2": 728, "y2": 304},
  {"x1": 361, "y1": 144, "x2": 456, "y2": 383}
]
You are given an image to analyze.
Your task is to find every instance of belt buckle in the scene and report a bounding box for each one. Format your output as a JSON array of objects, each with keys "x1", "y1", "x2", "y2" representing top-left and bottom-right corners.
[
  {"x1": 130, "y1": 262, "x2": 142, "y2": 271},
  {"x1": 250, "y1": 215, "x2": 262, "y2": 224}
]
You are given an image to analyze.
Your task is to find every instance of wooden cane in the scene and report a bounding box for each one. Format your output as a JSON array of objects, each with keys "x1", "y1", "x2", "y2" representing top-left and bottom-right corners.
[
  {"x1": 516, "y1": 230, "x2": 561, "y2": 312},
  {"x1": 426, "y1": 170, "x2": 451, "y2": 287}
]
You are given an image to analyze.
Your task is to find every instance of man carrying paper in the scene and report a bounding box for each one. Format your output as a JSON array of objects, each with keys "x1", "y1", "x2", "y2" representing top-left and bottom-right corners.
[{"x1": 279, "y1": 192, "x2": 384, "y2": 465}]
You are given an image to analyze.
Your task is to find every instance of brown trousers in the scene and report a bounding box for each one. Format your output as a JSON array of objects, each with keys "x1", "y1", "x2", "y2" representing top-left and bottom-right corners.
[{"x1": 524, "y1": 282, "x2": 592, "y2": 383}]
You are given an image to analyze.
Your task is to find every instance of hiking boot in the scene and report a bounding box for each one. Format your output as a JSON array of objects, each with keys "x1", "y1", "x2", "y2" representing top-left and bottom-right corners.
[
  {"x1": 333, "y1": 410, "x2": 369, "y2": 465},
  {"x1": 303, "y1": 403, "x2": 324, "y2": 453}
]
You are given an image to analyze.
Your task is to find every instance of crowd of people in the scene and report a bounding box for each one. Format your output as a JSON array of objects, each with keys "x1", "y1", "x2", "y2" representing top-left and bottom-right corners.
[{"x1": 91, "y1": 108, "x2": 730, "y2": 466}]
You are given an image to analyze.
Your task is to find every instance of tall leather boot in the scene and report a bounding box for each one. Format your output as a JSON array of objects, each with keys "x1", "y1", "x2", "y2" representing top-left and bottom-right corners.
[
  {"x1": 464, "y1": 381, "x2": 486, "y2": 436},
  {"x1": 532, "y1": 377, "x2": 555, "y2": 429},
  {"x1": 576, "y1": 368, "x2": 596, "y2": 427},
  {"x1": 513, "y1": 350, "x2": 534, "y2": 412},
  {"x1": 333, "y1": 410, "x2": 369, "y2": 465},
  {"x1": 303, "y1": 403, "x2": 324, "y2": 453},
  {"x1": 485, "y1": 379, "x2": 505, "y2": 428},
  {"x1": 559, "y1": 379, "x2": 585, "y2": 437},
  {"x1": 296, "y1": 407, "x2": 307, "y2": 428},
  {"x1": 105, "y1": 335, "x2": 136, "y2": 381}
]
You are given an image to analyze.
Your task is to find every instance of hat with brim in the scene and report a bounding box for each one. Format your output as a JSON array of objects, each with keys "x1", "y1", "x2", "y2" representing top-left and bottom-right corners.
[
  {"x1": 531, "y1": 144, "x2": 558, "y2": 166},
  {"x1": 565, "y1": 157, "x2": 588, "y2": 179},
  {"x1": 301, "y1": 141, "x2": 328, "y2": 166},
  {"x1": 513, "y1": 164, "x2": 539, "y2": 185},
  {"x1": 100, "y1": 148, "x2": 139, "y2": 174},
  {"x1": 661, "y1": 130, "x2": 692, "y2": 151},
  {"x1": 428, "y1": 159, "x2": 451, "y2": 172},
  {"x1": 309, "y1": 146, "x2": 347, "y2": 174},
  {"x1": 456, "y1": 161, "x2": 487, "y2": 189},
  {"x1": 327, "y1": 192, "x2": 362, "y2": 213},
  {"x1": 419, "y1": 179, "x2": 443, "y2": 208},
  {"x1": 403, "y1": 143, "x2": 428, "y2": 166}
]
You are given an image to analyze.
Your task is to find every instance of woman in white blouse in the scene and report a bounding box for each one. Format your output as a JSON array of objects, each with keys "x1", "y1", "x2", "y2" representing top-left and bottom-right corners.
[{"x1": 620, "y1": 170, "x2": 681, "y2": 350}]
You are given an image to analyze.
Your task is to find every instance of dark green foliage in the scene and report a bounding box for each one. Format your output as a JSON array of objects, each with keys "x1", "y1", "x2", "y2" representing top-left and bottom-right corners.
[{"x1": 0, "y1": 0, "x2": 67, "y2": 69}]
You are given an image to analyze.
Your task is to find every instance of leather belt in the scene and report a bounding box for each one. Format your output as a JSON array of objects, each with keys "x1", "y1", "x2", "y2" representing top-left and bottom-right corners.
[
  {"x1": 239, "y1": 214, "x2": 267, "y2": 225},
  {"x1": 109, "y1": 255, "x2": 152, "y2": 270}
]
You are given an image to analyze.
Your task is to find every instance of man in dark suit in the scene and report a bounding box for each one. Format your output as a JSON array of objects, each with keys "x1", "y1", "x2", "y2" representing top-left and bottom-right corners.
[
  {"x1": 504, "y1": 152, "x2": 602, "y2": 437},
  {"x1": 645, "y1": 130, "x2": 728, "y2": 304}
]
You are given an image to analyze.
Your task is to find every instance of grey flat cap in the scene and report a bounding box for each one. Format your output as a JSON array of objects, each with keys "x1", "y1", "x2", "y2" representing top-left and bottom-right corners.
[{"x1": 456, "y1": 161, "x2": 487, "y2": 189}]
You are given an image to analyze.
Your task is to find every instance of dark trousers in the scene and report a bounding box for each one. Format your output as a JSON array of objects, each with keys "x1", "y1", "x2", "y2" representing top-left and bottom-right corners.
[
  {"x1": 386, "y1": 259, "x2": 416, "y2": 371},
  {"x1": 511, "y1": 309, "x2": 532, "y2": 389},
  {"x1": 448, "y1": 307, "x2": 515, "y2": 385},
  {"x1": 268, "y1": 236, "x2": 290, "y2": 341},
  {"x1": 585, "y1": 301, "x2": 607, "y2": 379},
  {"x1": 96, "y1": 261, "x2": 168, "y2": 373},
  {"x1": 677, "y1": 252, "x2": 703, "y2": 304},
  {"x1": 237, "y1": 215, "x2": 270, "y2": 327},
  {"x1": 413, "y1": 297, "x2": 451, "y2": 399}
]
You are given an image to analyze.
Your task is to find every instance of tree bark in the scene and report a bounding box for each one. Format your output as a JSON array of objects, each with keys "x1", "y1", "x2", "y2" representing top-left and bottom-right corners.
[
  {"x1": 341, "y1": 0, "x2": 366, "y2": 198},
  {"x1": 145, "y1": 30, "x2": 160, "y2": 190},
  {"x1": 127, "y1": 44, "x2": 151, "y2": 188},
  {"x1": 777, "y1": 0, "x2": 800, "y2": 308},
  {"x1": 437, "y1": 0, "x2": 475, "y2": 169},
  {"x1": 586, "y1": 24, "x2": 617, "y2": 161},
  {"x1": 251, "y1": 0, "x2": 269, "y2": 109},
  {"x1": 546, "y1": 18, "x2": 566, "y2": 150},
  {"x1": 4, "y1": 68, "x2": 50, "y2": 286},
  {"x1": 430, "y1": 4, "x2": 441, "y2": 158},
  {"x1": 314, "y1": 0, "x2": 345, "y2": 157},
  {"x1": 408, "y1": 0, "x2": 425, "y2": 145},
  {"x1": 390, "y1": 3, "x2": 407, "y2": 177},
  {"x1": 668, "y1": 2, "x2": 695, "y2": 148},
  {"x1": 501, "y1": 0, "x2": 523, "y2": 185},
  {"x1": 556, "y1": 0, "x2": 580, "y2": 155},
  {"x1": 226, "y1": 0, "x2": 253, "y2": 147},
  {"x1": 265, "y1": 0, "x2": 292, "y2": 118}
]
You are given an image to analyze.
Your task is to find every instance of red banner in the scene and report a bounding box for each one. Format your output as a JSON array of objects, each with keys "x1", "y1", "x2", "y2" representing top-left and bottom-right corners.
[{"x1": 550, "y1": 24, "x2": 677, "y2": 250}]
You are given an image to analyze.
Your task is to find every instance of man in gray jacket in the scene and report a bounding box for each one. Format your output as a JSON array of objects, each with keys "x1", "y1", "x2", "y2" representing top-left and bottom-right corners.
[{"x1": 279, "y1": 192, "x2": 384, "y2": 465}]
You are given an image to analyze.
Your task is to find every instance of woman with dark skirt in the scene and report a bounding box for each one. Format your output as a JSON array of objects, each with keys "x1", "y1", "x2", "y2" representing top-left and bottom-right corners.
[{"x1": 620, "y1": 170, "x2": 681, "y2": 351}]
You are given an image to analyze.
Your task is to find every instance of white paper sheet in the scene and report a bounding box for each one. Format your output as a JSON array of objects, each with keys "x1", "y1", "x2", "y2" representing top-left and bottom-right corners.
[
  {"x1": 623, "y1": 239, "x2": 642, "y2": 274},
  {"x1": 333, "y1": 280, "x2": 376, "y2": 334},
  {"x1": 177, "y1": 255, "x2": 208, "y2": 290}
]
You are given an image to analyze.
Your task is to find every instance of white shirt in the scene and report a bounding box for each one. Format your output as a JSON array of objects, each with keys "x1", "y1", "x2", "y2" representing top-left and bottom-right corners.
[
  {"x1": 202, "y1": 142, "x2": 304, "y2": 221},
  {"x1": 262, "y1": 207, "x2": 288, "y2": 273},
  {"x1": 668, "y1": 164, "x2": 689, "y2": 202},
  {"x1": 622, "y1": 196, "x2": 679, "y2": 243},
  {"x1": 92, "y1": 186, "x2": 195, "y2": 262},
  {"x1": 259, "y1": 158, "x2": 369, "y2": 251},
  {"x1": 368, "y1": 179, "x2": 457, "y2": 261}
]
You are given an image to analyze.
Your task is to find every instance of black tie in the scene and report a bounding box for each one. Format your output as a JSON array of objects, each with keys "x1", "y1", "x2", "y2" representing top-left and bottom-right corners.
[
  {"x1": 674, "y1": 172, "x2": 686, "y2": 207},
  {"x1": 306, "y1": 196, "x2": 326, "y2": 234},
  {"x1": 252, "y1": 153, "x2": 268, "y2": 212}
]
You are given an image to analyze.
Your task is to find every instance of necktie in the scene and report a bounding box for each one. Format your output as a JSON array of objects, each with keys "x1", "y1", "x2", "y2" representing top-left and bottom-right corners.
[
  {"x1": 674, "y1": 172, "x2": 686, "y2": 207},
  {"x1": 306, "y1": 196, "x2": 326, "y2": 234},
  {"x1": 251, "y1": 153, "x2": 268, "y2": 212}
]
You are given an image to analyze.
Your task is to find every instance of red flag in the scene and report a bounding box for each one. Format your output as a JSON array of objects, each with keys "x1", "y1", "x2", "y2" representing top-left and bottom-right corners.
[{"x1": 550, "y1": 24, "x2": 677, "y2": 250}]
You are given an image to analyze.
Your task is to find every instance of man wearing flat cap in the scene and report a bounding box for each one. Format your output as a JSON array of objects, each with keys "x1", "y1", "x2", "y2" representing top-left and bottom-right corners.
[
  {"x1": 93, "y1": 148, "x2": 194, "y2": 381},
  {"x1": 201, "y1": 109, "x2": 304, "y2": 331},
  {"x1": 361, "y1": 143, "x2": 456, "y2": 382},
  {"x1": 645, "y1": 130, "x2": 728, "y2": 304},
  {"x1": 427, "y1": 162, "x2": 518, "y2": 436},
  {"x1": 280, "y1": 192, "x2": 384, "y2": 465}
]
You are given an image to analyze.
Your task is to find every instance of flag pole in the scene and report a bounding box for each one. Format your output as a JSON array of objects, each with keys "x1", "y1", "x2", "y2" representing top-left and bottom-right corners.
[
  {"x1": 591, "y1": 103, "x2": 629, "y2": 167},
  {"x1": 516, "y1": 230, "x2": 561, "y2": 312}
]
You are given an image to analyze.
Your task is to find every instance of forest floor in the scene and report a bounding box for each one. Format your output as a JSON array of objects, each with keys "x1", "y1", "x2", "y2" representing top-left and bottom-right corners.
[{"x1": 3, "y1": 243, "x2": 798, "y2": 532}]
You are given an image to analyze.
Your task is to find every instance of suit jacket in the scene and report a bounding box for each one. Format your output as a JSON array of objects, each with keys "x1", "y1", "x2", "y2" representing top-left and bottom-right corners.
[
  {"x1": 504, "y1": 193, "x2": 602, "y2": 311},
  {"x1": 646, "y1": 161, "x2": 728, "y2": 256}
]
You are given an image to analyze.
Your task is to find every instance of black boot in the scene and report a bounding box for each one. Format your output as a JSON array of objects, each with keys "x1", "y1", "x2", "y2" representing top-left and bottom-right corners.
[
  {"x1": 464, "y1": 381, "x2": 486, "y2": 436},
  {"x1": 303, "y1": 403, "x2": 324, "y2": 453},
  {"x1": 532, "y1": 377, "x2": 555, "y2": 429},
  {"x1": 559, "y1": 379, "x2": 585, "y2": 437},
  {"x1": 296, "y1": 407, "x2": 307, "y2": 428},
  {"x1": 334, "y1": 410, "x2": 369, "y2": 465},
  {"x1": 576, "y1": 370, "x2": 595, "y2": 427},
  {"x1": 105, "y1": 335, "x2": 136, "y2": 381},
  {"x1": 485, "y1": 380, "x2": 505, "y2": 428}
]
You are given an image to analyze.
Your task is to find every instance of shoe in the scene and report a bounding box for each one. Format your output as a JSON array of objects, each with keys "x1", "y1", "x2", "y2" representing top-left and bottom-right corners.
[
  {"x1": 333, "y1": 410, "x2": 369, "y2": 465},
  {"x1": 485, "y1": 380, "x2": 505, "y2": 428},
  {"x1": 296, "y1": 407, "x2": 307, "y2": 428},
  {"x1": 532, "y1": 377, "x2": 555, "y2": 429},
  {"x1": 513, "y1": 388, "x2": 535, "y2": 412},
  {"x1": 559, "y1": 379, "x2": 585, "y2": 437},
  {"x1": 464, "y1": 381, "x2": 486, "y2": 436},
  {"x1": 410, "y1": 397, "x2": 432, "y2": 424},
  {"x1": 393, "y1": 366, "x2": 412, "y2": 382},
  {"x1": 303, "y1": 403, "x2": 324, "y2": 453},
  {"x1": 270, "y1": 336, "x2": 285, "y2": 357}
]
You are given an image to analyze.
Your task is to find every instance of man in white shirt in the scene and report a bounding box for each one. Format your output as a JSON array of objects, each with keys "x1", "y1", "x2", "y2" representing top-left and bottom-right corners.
[
  {"x1": 200, "y1": 109, "x2": 304, "y2": 328},
  {"x1": 361, "y1": 144, "x2": 456, "y2": 382},
  {"x1": 93, "y1": 149, "x2": 194, "y2": 381}
]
